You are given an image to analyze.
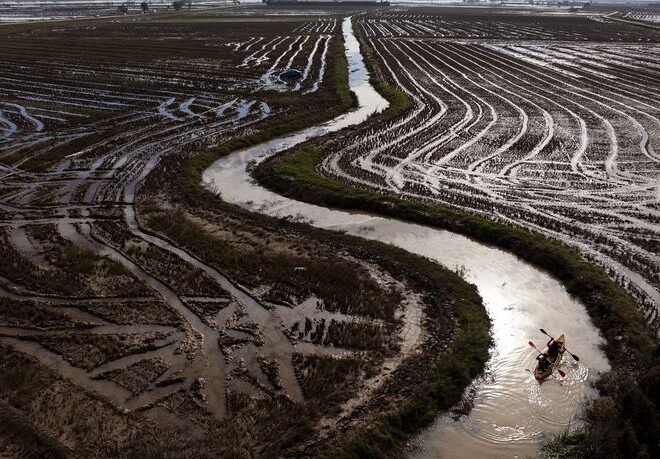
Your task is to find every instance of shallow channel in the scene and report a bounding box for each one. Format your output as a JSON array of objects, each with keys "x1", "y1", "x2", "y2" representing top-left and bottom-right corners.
[{"x1": 202, "y1": 16, "x2": 610, "y2": 458}]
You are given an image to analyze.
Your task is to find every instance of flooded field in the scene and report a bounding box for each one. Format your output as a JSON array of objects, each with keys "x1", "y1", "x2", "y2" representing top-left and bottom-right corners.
[{"x1": 1, "y1": 3, "x2": 658, "y2": 458}]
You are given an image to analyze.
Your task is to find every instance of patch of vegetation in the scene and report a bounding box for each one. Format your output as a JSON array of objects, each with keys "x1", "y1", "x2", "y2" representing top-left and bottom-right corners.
[
  {"x1": 0, "y1": 227, "x2": 150, "y2": 298},
  {"x1": 0, "y1": 345, "x2": 70, "y2": 458},
  {"x1": 295, "y1": 354, "x2": 364, "y2": 409},
  {"x1": 17, "y1": 128, "x2": 119, "y2": 172},
  {"x1": 540, "y1": 428, "x2": 586, "y2": 458},
  {"x1": 80, "y1": 300, "x2": 181, "y2": 326},
  {"x1": 34, "y1": 331, "x2": 171, "y2": 370},
  {"x1": 0, "y1": 299, "x2": 74, "y2": 329},
  {"x1": 53, "y1": 244, "x2": 98, "y2": 274},
  {"x1": 370, "y1": 81, "x2": 413, "y2": 121},
  {"x1": 579, "y1": 368, "x2": 660, "y2": 458},
  {"x1": 145, "y1": 209, "x2": 399, "y2": 320},
  {"x1": 184, "y1": 299, "x2": 231, "y2": 326},
  {"x1": 205, "y1": 394, "x2": 316, "y2": 457},
  {"x1": 323, "y1": 320, "x2": 384, "y2": 350},
  {"x1": 95, "y1": 358, "x2": 169, "y2": 395},
  {"x1": 94, "y1": 221, "x2": 223, "y2": 296},
  {"x1": 0, "y1": 346, "x2": 159, "y2": 456},
  {"x1": 0, "y1": 344, "x2": 56, "y2": 409}
]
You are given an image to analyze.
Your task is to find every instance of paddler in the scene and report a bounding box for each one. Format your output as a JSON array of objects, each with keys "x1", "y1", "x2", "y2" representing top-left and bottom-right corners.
[
  {"x1": 546, "y1": 338, "x2": 563, "y2": 360},
  {"x1": 536, "y1": 353, "x2": 551, "y2": 373}
]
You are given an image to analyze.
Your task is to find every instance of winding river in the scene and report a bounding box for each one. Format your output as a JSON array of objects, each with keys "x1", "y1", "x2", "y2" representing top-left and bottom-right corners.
[{"x1": 202, "y1": 17, "x2": 610, "y2": 458}]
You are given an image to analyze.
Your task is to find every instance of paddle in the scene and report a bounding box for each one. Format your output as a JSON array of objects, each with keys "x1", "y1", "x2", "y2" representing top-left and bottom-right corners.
[
  {"x1": 540, "y1": 328, "x2": 580, "y2": 362},
  {"x1": 528, "y1": 341, "x2": 566, "y2": 378}
]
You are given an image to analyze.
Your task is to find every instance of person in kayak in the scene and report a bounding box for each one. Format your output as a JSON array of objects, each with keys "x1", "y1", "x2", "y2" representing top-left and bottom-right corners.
[
  {"x1": 536, "y1": 354, "x2": 551, "y2": 373},
  {"x1": 536, "y1": 339, "x2": 562, "y2": 374},
  {"x1": 546, "y1": 338, "x2": 563, "y2": 360}
]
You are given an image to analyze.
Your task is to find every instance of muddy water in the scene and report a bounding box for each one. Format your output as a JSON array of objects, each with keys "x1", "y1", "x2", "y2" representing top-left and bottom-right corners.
[{"x1": 202, "y1": 17, "x2": 609, "y2": 458}]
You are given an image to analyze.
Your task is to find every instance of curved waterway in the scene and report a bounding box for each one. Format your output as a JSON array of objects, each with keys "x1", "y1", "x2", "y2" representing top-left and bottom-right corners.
[{"x1": 202, "y1": 17, "x2": 609, "y2": 458}]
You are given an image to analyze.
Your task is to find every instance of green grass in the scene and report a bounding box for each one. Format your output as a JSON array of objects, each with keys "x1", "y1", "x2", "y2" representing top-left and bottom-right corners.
[
  {"x1": 370, "y1": 81, "x2": 413, "y2": 120},
  {"x1": 540, "y1": 428, "x2": 586, "y2": 458}
]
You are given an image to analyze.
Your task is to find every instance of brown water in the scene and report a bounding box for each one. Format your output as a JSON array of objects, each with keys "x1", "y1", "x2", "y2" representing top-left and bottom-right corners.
[{"x1": 202, "y1": 17, "x2": 609, "y2": 458}]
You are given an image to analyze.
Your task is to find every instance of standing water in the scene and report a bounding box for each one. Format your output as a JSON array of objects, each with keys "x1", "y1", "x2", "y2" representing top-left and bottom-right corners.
[{"x1": 203, "y1": 17, "x2": 609, "y2": 458}]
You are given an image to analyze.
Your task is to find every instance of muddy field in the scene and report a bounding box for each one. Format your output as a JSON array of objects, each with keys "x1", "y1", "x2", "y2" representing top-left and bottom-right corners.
[
  {"x1": 4, "y1": 4, "x2": 659, "y2": 457},
  {"x1": 317, "y1": 7, "x2": 660, "y2": 332},
  {"x1": 0, "y1": 9, "x2": 475, "y2": 456}
]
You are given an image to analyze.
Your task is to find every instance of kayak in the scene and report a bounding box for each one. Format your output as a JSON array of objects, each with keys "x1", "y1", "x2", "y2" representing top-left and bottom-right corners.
[{"x1": 533, "y1": 334, "x2": 565, "y2": 380}]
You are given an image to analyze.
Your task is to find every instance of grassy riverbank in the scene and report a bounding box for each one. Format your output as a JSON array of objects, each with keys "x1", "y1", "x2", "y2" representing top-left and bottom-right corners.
[
  {"x1": 331, "y1": 292, "x2": 490, "y2": 457},
  {"x1": 253, "y1": 75, "x2": 660, "y2": 458}
]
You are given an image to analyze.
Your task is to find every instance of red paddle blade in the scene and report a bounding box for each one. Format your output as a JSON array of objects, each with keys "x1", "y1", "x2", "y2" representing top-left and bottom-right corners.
[
  {"x1": 557, "y1": 369, "x2": 566, "y2": 377},
  {"x1": 528, "y1": 341, "x2": 535, "y2": 348}
]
